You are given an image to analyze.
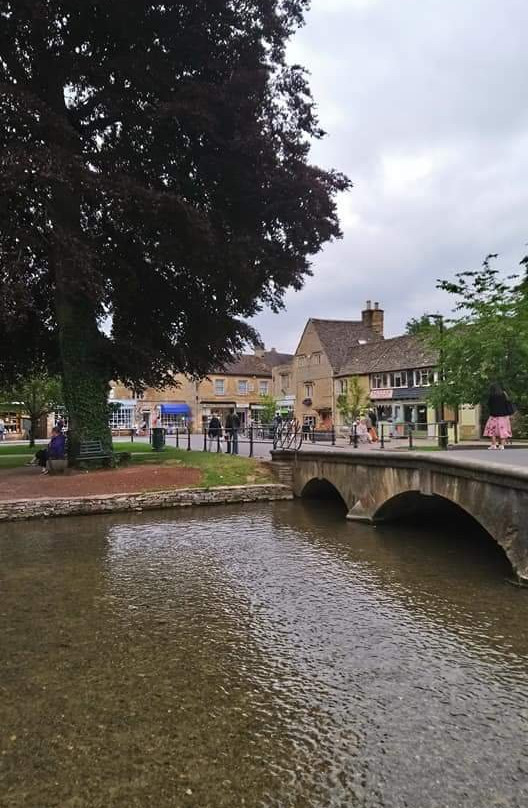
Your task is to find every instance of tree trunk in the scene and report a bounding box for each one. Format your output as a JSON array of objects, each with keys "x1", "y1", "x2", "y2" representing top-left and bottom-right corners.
[
  {"x1": 29, "y1": 416, "x2": 37, "y2": 448},
  {"x1": 42, "y1": 80, "x2": 112, "y2": 464}
]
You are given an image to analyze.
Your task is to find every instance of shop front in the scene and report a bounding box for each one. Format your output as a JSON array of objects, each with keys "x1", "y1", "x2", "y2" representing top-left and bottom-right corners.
[
  {"x1": 371, "y1": 387, "x2": 430, "y2": 435},
  {"x1": 159, "y1": 403, "x2": 192, "y2": 432}
]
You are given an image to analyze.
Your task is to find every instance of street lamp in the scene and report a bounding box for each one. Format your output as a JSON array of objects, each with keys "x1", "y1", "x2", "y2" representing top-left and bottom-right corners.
[{"x1": 424, "y1": 314, "x2": 446, "y2": 447}]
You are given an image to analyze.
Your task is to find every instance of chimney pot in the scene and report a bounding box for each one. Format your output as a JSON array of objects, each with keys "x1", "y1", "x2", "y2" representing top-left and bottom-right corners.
[
  {"x1": 366, "y1": 300, "x2": 372, "y2": 310},
  {"x1": 374, "y1": 301, "x2": 379, "y2": 310}
]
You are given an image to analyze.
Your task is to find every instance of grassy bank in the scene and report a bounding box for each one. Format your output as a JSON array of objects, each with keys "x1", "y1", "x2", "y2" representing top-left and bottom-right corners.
[{"x1": 0, "y1": 442, "x2": 272, "y2": 487}]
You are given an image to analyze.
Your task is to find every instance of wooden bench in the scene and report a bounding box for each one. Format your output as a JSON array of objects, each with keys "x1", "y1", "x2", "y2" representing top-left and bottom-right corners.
[{"x1": 79, "y1": 440, "x2": 115, "y2": 467}]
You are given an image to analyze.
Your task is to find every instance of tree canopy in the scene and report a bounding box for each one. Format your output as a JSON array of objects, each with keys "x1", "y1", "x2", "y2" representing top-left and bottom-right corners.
[
  {"x1": 0, "y1": 1, "x2": 348, "y2": 456},
  {"x1": 425, "y1": 256, "x2": 528, "y2": 411}
]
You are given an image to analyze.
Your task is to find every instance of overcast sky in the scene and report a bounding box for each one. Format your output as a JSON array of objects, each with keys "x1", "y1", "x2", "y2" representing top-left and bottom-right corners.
[{"x1": 250, "y1": 0, "x2": 528, "y2": 352}]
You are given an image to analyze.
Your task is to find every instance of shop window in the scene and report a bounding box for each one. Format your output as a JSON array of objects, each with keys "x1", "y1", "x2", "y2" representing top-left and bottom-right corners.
[
  {"x1": 160, "y1": 413, "x2": 188, "y2": 431},
  {"x1": 109, "y1": 406, "x2": 134, "y2": 430}
]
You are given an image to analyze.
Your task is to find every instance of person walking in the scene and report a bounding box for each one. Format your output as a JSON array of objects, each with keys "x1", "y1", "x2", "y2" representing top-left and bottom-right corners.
[
  {"x1": 483, "y1": 382, "x2": 514, "y2": 450},
  {"x1": 208, "y1": 413, "x2": 222, "y2": 451},
  {"x1": 0, "y1": 418, "x2": 5, "y2": 441}
]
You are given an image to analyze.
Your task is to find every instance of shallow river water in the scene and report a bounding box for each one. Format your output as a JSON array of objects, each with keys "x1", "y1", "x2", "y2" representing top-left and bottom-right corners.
[{"x1": 1, "y1": 501, "x2": 527, "y2": 808}]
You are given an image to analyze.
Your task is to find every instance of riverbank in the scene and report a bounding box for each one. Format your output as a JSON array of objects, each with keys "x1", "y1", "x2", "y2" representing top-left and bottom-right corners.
[{"x1": 0, "y1": 483, "x2": 293, "y2": 521}]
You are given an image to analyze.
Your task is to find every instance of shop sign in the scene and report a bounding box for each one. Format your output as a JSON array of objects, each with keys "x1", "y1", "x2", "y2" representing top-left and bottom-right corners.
[{"x1": 371, "y1": 388, "x2": 393, "y2": 400}]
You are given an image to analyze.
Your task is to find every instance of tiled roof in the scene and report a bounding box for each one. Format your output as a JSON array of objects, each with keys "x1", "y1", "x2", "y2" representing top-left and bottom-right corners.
[
  {"x1": 215, "y1": 350, "x2": 294, "y2": 377},
  {"x1": 310, "y1": 319, "x2": 383, "y2": 369},
  {"x1": 338, "y1": 334, "x2": 438, "y2": 376}
]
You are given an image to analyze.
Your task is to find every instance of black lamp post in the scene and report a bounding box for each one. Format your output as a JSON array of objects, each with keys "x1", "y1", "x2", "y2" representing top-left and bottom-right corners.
[{"x1": 424, "y1": 314, "x2": 446, "y2": 447}]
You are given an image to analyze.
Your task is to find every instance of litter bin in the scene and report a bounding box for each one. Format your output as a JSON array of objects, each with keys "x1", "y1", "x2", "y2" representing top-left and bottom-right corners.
[
  {"x1": 152, "y1": 427, "x2": 166, "y2": 451},
  {"x1": 438, "y1": 421, "x2": 448, "y2": 450}
]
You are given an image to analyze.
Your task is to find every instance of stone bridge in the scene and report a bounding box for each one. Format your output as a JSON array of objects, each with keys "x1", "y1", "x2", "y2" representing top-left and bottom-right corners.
[{"x1": 271, "y1": 449, "x2": 528, "y2": 581}]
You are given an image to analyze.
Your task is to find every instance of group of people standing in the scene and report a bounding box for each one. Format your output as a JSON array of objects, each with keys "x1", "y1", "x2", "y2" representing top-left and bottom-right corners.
[
  {"x1": 207, "y1": 409, "x2": 241, "y2": 454},
  {"x1": 351, "y1": 409, "x2": 379, "y2": 444}
]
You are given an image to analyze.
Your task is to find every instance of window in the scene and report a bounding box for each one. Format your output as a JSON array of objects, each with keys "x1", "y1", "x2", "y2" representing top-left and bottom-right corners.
[
  {"x1": 337, "y1": 379, "x2": 348, "y2": 394},
  {"x1": 109, "y1": 405, "x2": 134, "y2": 430},
  {"x1": 311, "y1": 352, "x2": 322, "y2": 365},
  {"x1": 238, "y1": 379, "x2": 248, "y2": 395},
  {"x1": 371, "y1": 374, "x2": 390, "y2": 388},
  {"x1": 160, "y1": 413, "x2": 188, "y2": 430},
  {"x1": 297, "y1": 354, "x2": 306, "y2": 367},
  {"x1": 214, "y1": 378, "x2": 225, "y2": 395},
  {"x1": 304, "y1": 383, "x2": 314, "y2": 398},
  {"x1": 280, "y1": 373, "x2": 290, "y2": 390},
  {"x1": 390, "y1": 371, "x2": 407, "y2": 388},
  {"x1": 259, "y1": 380, "x2": 269, "y2": 395},
  {"x1": 414, "y1": 369, "x2": 430, "y2": 387}
]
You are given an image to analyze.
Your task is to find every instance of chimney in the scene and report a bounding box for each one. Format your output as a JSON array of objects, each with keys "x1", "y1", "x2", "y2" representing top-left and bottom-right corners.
[
  {"x1": 254, "y1": 342, "x2": 265, "y2": 358},
  {"x1": 362, "y1": 300, "x2": 384, "y2": 337}
]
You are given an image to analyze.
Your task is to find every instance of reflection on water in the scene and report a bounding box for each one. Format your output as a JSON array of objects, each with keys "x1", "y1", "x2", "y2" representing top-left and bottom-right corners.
[{"x1": 1, "y1": 502, "x2": 527, "y2": 808}]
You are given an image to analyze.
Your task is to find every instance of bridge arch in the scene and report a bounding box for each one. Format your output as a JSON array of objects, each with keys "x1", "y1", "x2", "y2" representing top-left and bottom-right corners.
[
  {"x1": 300, "y1": 477, "x2": 350, "y2": 510},
  {"x1": 273, "y1": 448, "x2": 528, "y2": 580}
]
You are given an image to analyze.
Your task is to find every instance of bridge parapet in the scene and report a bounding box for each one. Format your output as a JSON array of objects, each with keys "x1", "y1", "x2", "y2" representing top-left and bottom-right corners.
[{"x1": 271, "y1": 449, "x2": 528, "y2": 581}]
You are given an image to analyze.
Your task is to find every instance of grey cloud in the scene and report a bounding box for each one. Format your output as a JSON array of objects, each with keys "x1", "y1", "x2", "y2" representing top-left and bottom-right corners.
[{"x1": 250, "y1": 0, "x2": 528, "y2": 352}]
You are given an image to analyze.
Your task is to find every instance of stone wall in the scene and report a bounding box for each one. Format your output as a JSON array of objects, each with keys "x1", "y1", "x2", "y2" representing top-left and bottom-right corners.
[{"x1": 0, "y1": 484, "x2": 293, "y2": 523}]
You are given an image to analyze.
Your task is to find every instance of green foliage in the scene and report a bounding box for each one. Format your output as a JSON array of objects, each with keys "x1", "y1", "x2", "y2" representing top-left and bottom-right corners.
[
  {"x1": 336, "y1": 377, "x2": 368, "y2": 423},
  {"x1": 0, "y1": 3, "x2": 349, "y2": 452},
  {"x1": 259, "y1": 393, "x2": 278, "y2": 424},
  {"x1": 0, "y1": 372, "x2": 62, "y2": 446},
  {"x1": 426, "y1": 255, "x2": 528, "y2": 410},
  {"x1": 405, "y1": 315, "x2": 437, "y2": 336}
]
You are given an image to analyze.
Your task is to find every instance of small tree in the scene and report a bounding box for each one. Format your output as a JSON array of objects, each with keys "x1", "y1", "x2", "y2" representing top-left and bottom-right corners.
[
  {"x1": 1, "y1": 373, "x2": 63, "y2": 447},
  {"x1": 425, "y1": 255, "x2": 528, "y2": 412},
  {"x1": 336, "y1": 377, "x2": 368, "y2": 424},
  {"x1": 405, "y1": 315, "x2": 437, "y2": 336},
  {"x1": 259, "y1": 394, "x2": 278, "y2": 425}
]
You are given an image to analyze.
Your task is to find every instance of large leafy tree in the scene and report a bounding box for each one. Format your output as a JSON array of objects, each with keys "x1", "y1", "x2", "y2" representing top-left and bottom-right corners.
[
  {"x1": 426, "y1": 255, "x2": 528, "y2": 411},
  {"x1": 0, "y1": 2, "x2": 348, "y2": 460}
]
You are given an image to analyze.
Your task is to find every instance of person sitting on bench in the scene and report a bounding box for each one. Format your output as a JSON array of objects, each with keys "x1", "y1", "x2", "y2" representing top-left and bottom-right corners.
[{"x1": 33, "y1": 427, "x2": 66, "y2": 474}]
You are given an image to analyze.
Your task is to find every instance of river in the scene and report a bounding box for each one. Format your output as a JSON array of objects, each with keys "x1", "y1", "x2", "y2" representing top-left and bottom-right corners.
[{"x1": 1, "y1": 501, "x2": 527, "y2": 807}]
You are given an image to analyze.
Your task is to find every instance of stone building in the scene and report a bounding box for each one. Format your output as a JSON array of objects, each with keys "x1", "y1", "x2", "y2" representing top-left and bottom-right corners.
[
  {"x1": 334, "y1": 333, "x2": 481, "y2": 439},
  {"x1": 286, "y1": 302, "x2": 384, "y2": 429},
  {"x1": 110, "y1": 347, "x2": 292, "y2": 433}
]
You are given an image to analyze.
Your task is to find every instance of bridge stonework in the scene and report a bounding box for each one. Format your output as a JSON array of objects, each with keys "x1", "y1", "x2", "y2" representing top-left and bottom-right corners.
[{"x1": 271, "y1": 450, "x2": 528, "y2": 581}]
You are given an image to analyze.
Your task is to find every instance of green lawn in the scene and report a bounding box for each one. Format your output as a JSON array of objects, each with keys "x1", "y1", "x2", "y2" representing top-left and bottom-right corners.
[
  {"x1": 120, "y1": 445, "x2": 272, "y2": 487},
  {"x1": 0, "y1": 442, "x2": 273, "y2": 486}
]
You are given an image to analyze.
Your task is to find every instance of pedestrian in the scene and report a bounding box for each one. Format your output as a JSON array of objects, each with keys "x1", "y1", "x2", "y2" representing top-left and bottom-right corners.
[
  {"x1": 356, "y1": 417, "x2": 371, "y2": 444},
  {"x1": 225, "y1": 409, "x2": 240, "y2": 455},
  {"x1": 0, "y1": 418, "x2": 5, "y2": 441},
  {"x1": 56, "y1": 417, "x2": 65, "y2": 432},
  {"x1": 32, "y1": 427, "x2": 66, "y2": 474},
  {"x1": 208, "y1": 412, "x2": 222, "y2": 451},
  {"x1": 483, "y1": 382, "x2": 514, "y2": 450},
  {"x1": 367, "y1": 408, "x2": 378, "y2": 442}
]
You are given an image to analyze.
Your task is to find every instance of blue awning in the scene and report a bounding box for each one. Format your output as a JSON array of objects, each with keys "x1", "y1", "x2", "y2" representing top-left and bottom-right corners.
[{"x1": 160, "y1": 404, "x2": 191, "y2": 416}]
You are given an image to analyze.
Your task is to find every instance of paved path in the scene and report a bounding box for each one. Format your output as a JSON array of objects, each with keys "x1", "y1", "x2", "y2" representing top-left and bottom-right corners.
[{"x1": 4, "y1": 435, "x2": 528, "y2": 469}]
